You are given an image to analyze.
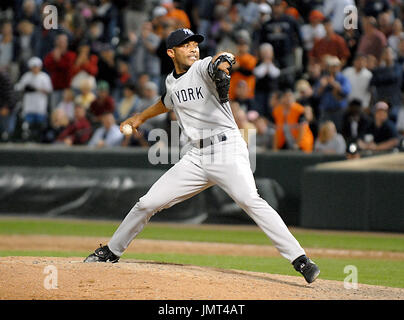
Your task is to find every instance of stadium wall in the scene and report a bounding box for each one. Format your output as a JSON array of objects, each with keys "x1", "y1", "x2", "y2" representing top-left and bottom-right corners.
[{"x1": 0, "y1": 144, "x2": 346, "y2": 226}]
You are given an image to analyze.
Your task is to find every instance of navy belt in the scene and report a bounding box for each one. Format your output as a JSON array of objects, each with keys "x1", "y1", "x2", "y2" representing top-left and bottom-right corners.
[{"x1": 193, "y1": 133, "x2": 227, "y2": 149}]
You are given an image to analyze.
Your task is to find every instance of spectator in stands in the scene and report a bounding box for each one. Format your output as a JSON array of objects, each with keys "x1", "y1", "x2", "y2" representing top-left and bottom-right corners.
[
  {"x1": 365, "y1": 53, "x2": 379, "y2": 71},
  {"x1": 44, "y1": 33, "x2": 76, "y2": 109},
  {"x1": 229, "y1": 30, "x2": 257, "y2": 101},
  {"x1": 138, "y1": 81, "x2": 167, "y2": 131},
  {"x1": 301, "y1": 10, "x2": 326, "y2": 66},
  {"x1": 314, "y1": 56, "x2": 351, "y2": 132},
  {"x1": 250, "y1": 3, "x2": 272, "y2": 53},
  {"x1": 0, "y1": 70, "x2": 16, "y2": 141},
  {"x1": 247, "y1": 110, "x2": 274, "y2": 150},
  {"x1": 56, "y1": 88, "x2": 75, "y2": 121},
  {"x1": 268, "y1": 90, "x2": 283, "y2": 117},
  {"x1": 15, "y1": 0, "x2": 40, "y2": 25},
  {"x1": 322, "y1": 0, "x2": 355, "y2": 35},
  {"x1": 56, "y1": 104, "x2": 92, "y2": 146},
  {"x1": 96, "y1": 44, "x2": 118, "y2": 92},
  {"x1": 253, "y1": 43, "x2": 280, "y2": 116},
  {"x1": 303, "y1": 102, "x2": 319, "y2": 140},
  {"x1": 272, "y1": 89, "x2": 314, "y2": 152},
  {"x1": 396, "y1": 105, "x2": 404, "y2": 136},
  {"x1": 113, "y1": 59, "x2": 133, "y2": 103},
  {"x1": 74, "y1": 78, "x2": 96, "y2": 112},
  {"x1": 305, "y1": 61, "x2": 323, "y2": 87},
  {"x1": 356, "y1": 16, "x2": 387, "y2": 62},
  {"x1": 361, "y1": 0, "x2": 391, "y2": 18},
  {"x1": 14, "y1": 57, "x2": 52, "y2": 141},
  {"x1": 161, "y1": 0, "x2": 191, "y2": 29},
  {"x1": 115, "y1": 82, "x2": 142, "y2": 124},
  {"x1": 135, "y1": 73, "x2": 151, "y2": 99},
  {"x1": 233, "y1": 80, "x2": 256, "y2": 113},
  {"x1": 291, "y1": 0, "x2": 323, "y2": 23},
  {"x1": 397, "y1": 39, "x2": 404, "y2": 89},
  {"x1": 151, "y1": 6, "x2": 169, "y2": 38},
  {"x1": 87, "y1": 20, "x2": 105, "y2": 55},
  {"x1": 155, "y1": 19, "x2": 176, "y2": 94},
  {"x1": 91, "y1": 0, "x2": 118, "y2": 43},
  {"x1": 15, "y1": 19, "x2": 39, "y2": 75},
  {"x1": 42, "y1": 108, "x2": 69, "y2": 143},
  {"x1": 341, "y1": 99, "x2": 371, "y2": 145},
  {"x1": 388, "y1": 19, "x2": 404, "y2": 54},
  {"x1": 131, "y1": 21, "x2": 161, "y2": 88},
  {"x1": 231, "y1": 101, "x2": 256, "y2": 146},
  {"x1": 259, "y1": 0, "x2": 302, "y2": 88},
  {"x1": 295, "y1": 79, "x2": 319, "y2": 138},
  {"x1": 89, "y1": 81, "x2": 115, "y2": 124},
  {"x1": 341, "y1": 19, "x2": 361, "y2": 67},
  {"x1": 0, "y1": 21, "x2": 18, "y2": 83},
  {"x1": 309, "y1": 18, "x2": 351, "y2": 67},
  {"x1": 88, "y1": 112, "x2": 123, "y2": 148},
  {"x1": 235, "y1": 0, "x2": 261, "y2": 34},
  {"x1": 342, "y1": 54, "x2": 373, "y2": 109},
  {"x1": 377, "y1": 11, "x2": 393, "y2": 38},
  {"x1": 370, "y1": 46, "x2": 403, "y2": 120},
  {"x1": 358, "y1": 101, "x2": 399, "y2": 151},
  {"x1": 70, "y1": 41, "x2": 98, "y2": 92},
  {"x1": 314, "y1": 121, "x2": 346, "y2": 154},
  {"x1": 209, "y1": 3, "x2": 241, "y2": 55}
]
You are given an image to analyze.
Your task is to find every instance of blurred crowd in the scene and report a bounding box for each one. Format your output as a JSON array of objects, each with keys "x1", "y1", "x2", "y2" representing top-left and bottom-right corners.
[{"x1": 1, "y1": 0, "x2": 404, "y2": 156}]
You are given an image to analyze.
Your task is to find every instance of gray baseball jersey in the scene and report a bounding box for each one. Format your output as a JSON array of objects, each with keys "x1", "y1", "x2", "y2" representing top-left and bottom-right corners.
[
  {"x1": 108, "y1": 55, "x2": 306, "y2": 264},
  {"x1": 162, "y1": 56, "x2": 238, "y2": 142}
]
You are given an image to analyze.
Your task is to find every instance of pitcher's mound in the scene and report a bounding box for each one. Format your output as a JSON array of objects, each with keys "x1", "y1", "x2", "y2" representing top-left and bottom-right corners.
[{"x1": 0, "y1": 257, "x2": 402, "y2": 300}]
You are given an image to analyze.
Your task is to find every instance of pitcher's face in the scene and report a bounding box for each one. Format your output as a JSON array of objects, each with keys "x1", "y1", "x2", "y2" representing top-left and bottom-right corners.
[{"x1": 167, "y1": 41, "x2": 200, "y2": 72}]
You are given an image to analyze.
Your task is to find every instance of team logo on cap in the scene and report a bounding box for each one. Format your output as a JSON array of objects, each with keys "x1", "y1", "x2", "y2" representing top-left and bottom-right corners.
[{"x1": 182, "y1": 28, "x2": 193, "y2": 35}]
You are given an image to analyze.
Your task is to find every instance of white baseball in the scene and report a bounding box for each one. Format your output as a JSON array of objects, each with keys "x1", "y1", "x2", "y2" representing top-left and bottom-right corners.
[{"x1": 122, "y1": 124, "x2": 133, "y2": 135}]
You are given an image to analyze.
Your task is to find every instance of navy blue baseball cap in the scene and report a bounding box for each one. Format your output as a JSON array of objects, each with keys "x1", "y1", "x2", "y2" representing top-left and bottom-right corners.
[{"x1": 166, "y1": 28, "x2": 204, "y2": 49}]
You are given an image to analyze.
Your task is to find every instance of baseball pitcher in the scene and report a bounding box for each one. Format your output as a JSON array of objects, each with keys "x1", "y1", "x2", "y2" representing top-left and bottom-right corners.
[{"x1": 84, "y1": 28, "x2": 320, "y2": 284}]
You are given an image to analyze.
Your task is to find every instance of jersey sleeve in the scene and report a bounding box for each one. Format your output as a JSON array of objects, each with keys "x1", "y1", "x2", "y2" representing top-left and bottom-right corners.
[
  {"x1": 160, "y1": 79, "x2": 174, "y2": 110},
  {"x1": 195, "y1": 56, "x2": 213, "y2": 83}
]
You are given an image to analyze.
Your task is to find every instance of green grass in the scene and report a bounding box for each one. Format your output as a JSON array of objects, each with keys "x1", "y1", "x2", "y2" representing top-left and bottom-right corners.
[
  {"x1": 1, "y1": 218, "x2": 403, "y2": 288},
  {"x1": 1, "y1": 250, "x2": 403, "y2": 288},
  {"x1": 0, "y1": 218, "x2": 403, "y2": 252}
]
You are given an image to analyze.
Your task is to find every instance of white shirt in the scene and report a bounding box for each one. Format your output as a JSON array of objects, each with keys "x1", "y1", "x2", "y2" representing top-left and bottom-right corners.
[
  {"x1": 253, "y1": 61, "x2": 280, "y2": 79},
  {"x1": 88, "y1": 124, "x2": 123, "y2": 147},
  {"x1": 15, "y1": 71, "x2": 53, "y2": 116},
  {"x1": 162, "y1": 56, "x2": 238, "y2": 142},
  {"x1": 315, "y1": 133, "x2": 346, "y2": 154},
  {"x1": 301, "y1": 23, "x2": 326, "y2": 51},
  {"x1": 342, "y1": 66, "x2": 373, "y2": 107}
]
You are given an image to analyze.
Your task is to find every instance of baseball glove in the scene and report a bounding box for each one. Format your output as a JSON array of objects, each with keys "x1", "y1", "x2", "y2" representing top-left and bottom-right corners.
[{"x1": 208, "y1": 53, "x2": 235, "y2": 104}]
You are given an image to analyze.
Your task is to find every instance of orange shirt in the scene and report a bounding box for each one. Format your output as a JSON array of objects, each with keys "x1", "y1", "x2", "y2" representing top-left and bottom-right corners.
[
  {"x1": 309, "y1": 33, "x2": 350, "y2": 63},
  {"x1": 166, "y1": 9, "x2": 191, "y2": 29},
  {"x1": 272, "y1": 103, "x2": 313, "y2": 152},
  {"x1": 229, "y1": 53, "x2": 257, "y2": 100}
]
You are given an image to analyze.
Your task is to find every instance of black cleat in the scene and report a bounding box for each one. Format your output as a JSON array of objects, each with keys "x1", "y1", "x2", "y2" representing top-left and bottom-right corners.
[
  {"x1": 292, "y1": 255, "x2": 320, "y2": 284},
  {"x1": 84, "y1": 244, "x2": 120, "y2": 263}
]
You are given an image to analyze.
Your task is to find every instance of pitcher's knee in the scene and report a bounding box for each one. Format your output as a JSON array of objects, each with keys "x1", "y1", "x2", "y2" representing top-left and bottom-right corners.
[
  {"x1": 134, "y1": 195, "x2": 163, "y2": 215},
  {"x1": 236, "y1": 192, "x2": 262, "y2": 210}
]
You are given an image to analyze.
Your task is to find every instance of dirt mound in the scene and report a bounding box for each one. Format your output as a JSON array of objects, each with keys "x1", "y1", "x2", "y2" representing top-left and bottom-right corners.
[{"x1": 1, "y1": 257, "x2": 403, "y2": 300}]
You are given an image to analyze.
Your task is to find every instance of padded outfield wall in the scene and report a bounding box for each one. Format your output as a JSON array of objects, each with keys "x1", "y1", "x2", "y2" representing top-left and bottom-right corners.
[
  {"x1": 301, "y1": 153, "x2": 404, "y2": 232},
  {"x1": 0, "y1": 144, "x2": 351, "y2": 226}
]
